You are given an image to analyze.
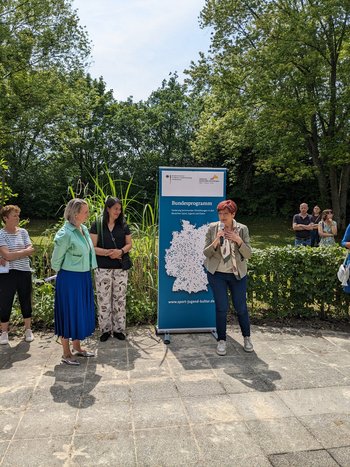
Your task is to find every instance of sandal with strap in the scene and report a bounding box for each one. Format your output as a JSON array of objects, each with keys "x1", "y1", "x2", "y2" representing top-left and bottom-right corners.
[
  {"x1": 72, "y1": 349, "x2": 95, "y2": 357},
  {"x1": 61, "y1": 356, "x2": 80, "y2": 366}
]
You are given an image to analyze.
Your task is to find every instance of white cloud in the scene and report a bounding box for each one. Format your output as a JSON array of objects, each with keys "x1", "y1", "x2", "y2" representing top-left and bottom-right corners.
[{"x1": 72, "y1": 0, "x2": 211, "y2": 101}]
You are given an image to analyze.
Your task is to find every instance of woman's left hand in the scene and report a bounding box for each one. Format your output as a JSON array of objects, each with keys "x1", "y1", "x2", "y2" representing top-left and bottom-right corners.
[
  {"x1": 108, "y1": 249, "x2": 123, "y2": 260},
  {"x1": 225, "y1": 230, "x2": 242, "y2": 246}
]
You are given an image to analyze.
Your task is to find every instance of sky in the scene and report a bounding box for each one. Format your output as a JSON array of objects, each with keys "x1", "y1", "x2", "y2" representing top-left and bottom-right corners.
[{"x1": 72, "y1": 0, "x2": 212, "y2": 102}]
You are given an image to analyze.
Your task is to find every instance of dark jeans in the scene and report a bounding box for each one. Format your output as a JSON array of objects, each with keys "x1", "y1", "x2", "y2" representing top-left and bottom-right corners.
[
  {"x1": 207, "y1": 271, "x2": 250, "y2": 341},
  {"x1": 295, "y1": 237, "x2": 311, "y2": 246},
  {"x1": 0, "y1": 270, "x2": 32, "y2": 323},
  {"x1": 310, "y1": 230, "x2": 320, "y2": 247}
]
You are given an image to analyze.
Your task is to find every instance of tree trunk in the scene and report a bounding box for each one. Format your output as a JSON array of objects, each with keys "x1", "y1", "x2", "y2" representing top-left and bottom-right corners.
[
  {"x1": 329, "y1": 165, "x2": 350, "y2": 233},
  {"x1": 329, "y1": 165, "x2": 340, "y2": 220},
  {"x1": 307, "y1": 114, "x2": 329, "y2": 207},
  {"x1": 339, "y1": 165, "x2": 350, "y2": 232}
]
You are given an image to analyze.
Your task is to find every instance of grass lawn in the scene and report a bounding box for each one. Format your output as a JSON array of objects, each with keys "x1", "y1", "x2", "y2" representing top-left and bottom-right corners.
[
  {"x1": 26, "y1": 216, "x2": 295, "y2": 249},
  {"x1": 240, "y1": 216, "x2": 294, "y2": 249},
  {"x1": 25, "y1": 218, "x2": 56, "y2": 245}
]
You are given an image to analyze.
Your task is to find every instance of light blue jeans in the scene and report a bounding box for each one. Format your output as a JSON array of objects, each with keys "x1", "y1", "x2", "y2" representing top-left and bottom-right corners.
[{"x1": 295, "y1": 238, "x2": 311, "y2": 246}]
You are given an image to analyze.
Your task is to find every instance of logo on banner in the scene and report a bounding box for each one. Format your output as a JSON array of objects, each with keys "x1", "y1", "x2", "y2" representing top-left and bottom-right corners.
[
  {"x1": 162, "y1": 170, "x2": 224, "y2": 197},
  {"x1": 165, "y1": 174, "x2": 193, "y2": 184},
  {"x1": 198, "y1": 175, "x2": 220, "y2": 185}
]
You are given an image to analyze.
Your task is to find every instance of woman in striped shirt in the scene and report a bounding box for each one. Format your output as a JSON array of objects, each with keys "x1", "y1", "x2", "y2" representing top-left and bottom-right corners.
[{"x1": 0, "y1": 205, "x2": 35, "y2": 345}]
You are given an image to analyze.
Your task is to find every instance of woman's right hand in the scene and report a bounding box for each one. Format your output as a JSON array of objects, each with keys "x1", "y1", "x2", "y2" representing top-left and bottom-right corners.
[
  {"x1": 214, "y1": 231, "x2": 224, "y2": 248},
  {"x1": 26, "y1": 246, "x2": 35, "y2": 256},
  {"x1": 108, "y1": 249, "x2": 123, "y2": 260}
]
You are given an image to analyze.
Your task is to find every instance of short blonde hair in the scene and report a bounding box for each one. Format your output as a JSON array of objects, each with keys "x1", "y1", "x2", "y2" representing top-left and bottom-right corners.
[
  {"x1": 64, "y1": 199, "x2": 88, "y2": 225},
  {"x1": 0, "y1": 205, "x2": 20, "y2": 222}
]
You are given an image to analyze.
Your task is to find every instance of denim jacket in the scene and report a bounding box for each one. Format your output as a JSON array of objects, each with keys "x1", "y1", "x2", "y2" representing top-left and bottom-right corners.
[{"x1": 51, "y1": 222, "x2": 97, "y2": 272}]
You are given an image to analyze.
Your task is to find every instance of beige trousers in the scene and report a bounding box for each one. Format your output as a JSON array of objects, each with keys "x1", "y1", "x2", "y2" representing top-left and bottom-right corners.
[{"x1": 94, "y1": 268, "x2": 128, "y2": 333}]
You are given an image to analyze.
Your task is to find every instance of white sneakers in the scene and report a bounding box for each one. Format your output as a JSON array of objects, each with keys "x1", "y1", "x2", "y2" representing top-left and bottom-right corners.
[
  {"x1": 0, "y1": 332, "x2": 9, "y2": 345},
  {"x1": 243, "y1": 336, "x2": 254, "y2": 352},
  {"x1": 216, "y1": 337, "x2": 254, "y2": 355},
  {"x1": 0, "y1": 329, "x2": 34, "y2": 344},
  {"x1": 216, "y1": 340, "x2": 227, "y2": 356},
  {"x1": 24, "y1": 329, "x2": 34, "y2": 342}
]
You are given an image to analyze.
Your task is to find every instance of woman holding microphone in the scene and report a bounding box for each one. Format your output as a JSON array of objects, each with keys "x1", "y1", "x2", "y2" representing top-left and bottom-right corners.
[{"x1": 204, "y1": 199, "x2": 253, "y2": 356}]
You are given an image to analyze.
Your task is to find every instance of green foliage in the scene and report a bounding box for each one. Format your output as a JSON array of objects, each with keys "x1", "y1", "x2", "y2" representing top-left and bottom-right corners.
[
  {"x1": 31, "y1": 281, "x2": 55, "y2": 327},
  {"x1": 127, "y1": 204, "x2": 158, "y2": 324},
  {"x1": 0, "y1": 157, "x2": 16, "y2": 205},
  {"x1": 16, "y1": 210, "x2": 350, "y2": 328},
  {"x1": 248, "y1": 245, "x2": 350, "y2": 319},
  {"x1": 0, "y1": 0, "x2": 91, "y2": 217},
  {"x1": 11, "y1": 277, "x2": 55, "y2": 328},
  {"x1": 189, "y1": 0, "x2": 350, "y2": 227},
  {"x1": 67, "y1": 176, "x2": 159, "y2": 326}
]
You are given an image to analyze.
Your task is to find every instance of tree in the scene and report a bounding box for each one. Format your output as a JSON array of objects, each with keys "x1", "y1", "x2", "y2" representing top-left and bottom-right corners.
[
  {"x1": 0, "y1": 158, "x2": 16, "y2": 206},
  {"x1": 0, "y1": 0, "x2": 91, "y2": 216},
  {"x1": 189, "y1": 0, "x2": 350, "y2": 228},
  {"x1": 106, "y1": 75, "x2": 200, "y2": 203}
]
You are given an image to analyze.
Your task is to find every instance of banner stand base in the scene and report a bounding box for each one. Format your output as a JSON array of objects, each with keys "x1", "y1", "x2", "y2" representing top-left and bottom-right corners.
[{"x1": 155, "y1": 327, "x2": 217, "y2": 345}]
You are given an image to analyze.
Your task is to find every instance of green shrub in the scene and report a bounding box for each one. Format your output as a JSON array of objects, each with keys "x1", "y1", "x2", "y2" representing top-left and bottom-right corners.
[
  {"x1": 12, "y1": 176, "x2": 350, "y2": 329},
  {"x1": 31, "y1": 281, "x2": 55, "y2": 327},
  {"x1": 22, "y1": 177, "x2": 159, "y2": 329},
  {"x1": 248, "y1": 245, "x2": 350, "y2": 319},
  {"x1": 12, "y1": 243, "x2": 350, "y2": 329}
]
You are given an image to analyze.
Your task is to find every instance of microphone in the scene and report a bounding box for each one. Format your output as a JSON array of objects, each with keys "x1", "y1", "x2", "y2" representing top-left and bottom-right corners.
[{"x1": 219, "y1": 222, "x2": 225, "y2": 246}]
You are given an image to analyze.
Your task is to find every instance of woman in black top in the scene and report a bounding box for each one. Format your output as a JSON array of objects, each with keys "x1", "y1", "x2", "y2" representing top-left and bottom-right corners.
[
  {"x1": 90, "y1": 198, "x2": 132, "y2": 342},
  {"x1": 310, "y1": 205, "x2": 321, "y2": 247}
]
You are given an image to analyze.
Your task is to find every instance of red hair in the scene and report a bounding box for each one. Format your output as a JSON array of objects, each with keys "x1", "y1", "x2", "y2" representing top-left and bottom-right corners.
[{"x1": 217, "y1": 200, "x2": 237, "y2": 214}]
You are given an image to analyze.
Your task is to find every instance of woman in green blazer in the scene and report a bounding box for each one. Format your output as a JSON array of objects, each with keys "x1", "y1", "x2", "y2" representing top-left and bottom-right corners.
[{"x1": 52, "y1": 198, "x2": 97, "y2": 365}]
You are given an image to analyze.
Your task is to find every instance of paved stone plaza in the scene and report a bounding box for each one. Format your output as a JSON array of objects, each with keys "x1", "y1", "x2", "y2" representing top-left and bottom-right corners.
[{"x1": 1, "y1": 325, "x2": 350, "y2": 466}]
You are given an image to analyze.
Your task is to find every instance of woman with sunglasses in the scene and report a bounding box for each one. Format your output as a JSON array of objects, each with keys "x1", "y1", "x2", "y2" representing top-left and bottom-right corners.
[
  {"x1": 90, "y1": 197, "x2": 132, "y2": 342},
  {"x1": 318, "y1": 209, "x2": 337, "y2": 246}
]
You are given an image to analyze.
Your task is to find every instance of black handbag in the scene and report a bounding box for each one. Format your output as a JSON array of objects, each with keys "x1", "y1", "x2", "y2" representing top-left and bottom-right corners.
[{"x1": 120, "y1": 253, "x2": 132, "y2": 270}]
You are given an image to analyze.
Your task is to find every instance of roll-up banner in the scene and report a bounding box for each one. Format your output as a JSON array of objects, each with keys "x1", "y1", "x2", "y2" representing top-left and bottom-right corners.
[{"x1": 157, "y1": 167, "x2": 227, "y2": 333}]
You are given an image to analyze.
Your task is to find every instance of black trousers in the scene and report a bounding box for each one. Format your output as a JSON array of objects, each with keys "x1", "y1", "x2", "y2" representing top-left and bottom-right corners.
[{"x1": 0, "y1": 270, "x2": 32, "y2": 323}]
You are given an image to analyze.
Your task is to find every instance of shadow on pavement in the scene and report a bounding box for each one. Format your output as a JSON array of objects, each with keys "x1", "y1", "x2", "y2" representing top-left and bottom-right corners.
[
  {"x1": 0, "y1": 340, "x2": 31, "y2": 369},
  {"x1": 224, "y1": 336, "x2": 281, "y2": 392},
  {"x1": 44, "y1": 359, "x2": 101, "y2": 409},
  {"x1": 166, "y1": 333, "x2": 282, "y2": 392}
]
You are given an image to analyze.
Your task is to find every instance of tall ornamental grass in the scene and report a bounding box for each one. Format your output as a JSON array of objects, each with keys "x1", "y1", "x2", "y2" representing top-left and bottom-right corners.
[
  {"x1": 20, "y1": 176, "x2": 159, "y2": 328},
  {"x1": 83, "y1": 175, "x2": 159, "y2": 324}
]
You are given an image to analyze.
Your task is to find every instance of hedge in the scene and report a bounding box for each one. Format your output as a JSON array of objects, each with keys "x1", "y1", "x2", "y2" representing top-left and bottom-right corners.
[
  {"x1": 11, "y1": 244, "x2": 350, "y2": 329},
  {"x1": 247, "y1": 245, "x2": 350, "y2": 319}
]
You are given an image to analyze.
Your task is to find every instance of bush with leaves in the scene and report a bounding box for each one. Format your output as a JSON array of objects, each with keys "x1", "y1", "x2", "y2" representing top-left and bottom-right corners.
[
  {"x1": 17, "y1": 177, "x2": 159, "y2": 328},
  {"x1": 11, "y1": 174, "x2": 350, "y2": 329},
  {"x1": 248, "y1": 245, "x2": 350, "y2": 319}
]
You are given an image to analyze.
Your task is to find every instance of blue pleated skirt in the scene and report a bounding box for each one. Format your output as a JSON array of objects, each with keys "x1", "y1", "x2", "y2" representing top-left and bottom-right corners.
[{"x1": 54, "y1": 269, "x2": 95, "y2": 340}]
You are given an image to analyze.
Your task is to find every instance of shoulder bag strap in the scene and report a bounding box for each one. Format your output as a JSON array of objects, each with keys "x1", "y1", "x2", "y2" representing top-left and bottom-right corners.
[{"x1": 96, "y1": 217, "x2": 104, "y2": 248}]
